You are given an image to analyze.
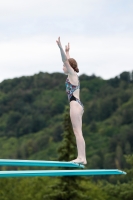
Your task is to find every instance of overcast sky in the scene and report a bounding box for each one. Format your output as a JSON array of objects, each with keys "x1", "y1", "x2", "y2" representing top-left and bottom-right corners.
[{"x1": 0, "y1": 0, "x2": 133, "y2": 83}]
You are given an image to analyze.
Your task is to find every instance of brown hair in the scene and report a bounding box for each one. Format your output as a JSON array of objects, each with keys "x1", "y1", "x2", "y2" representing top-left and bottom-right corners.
[{"x1": 68, "y1": 58, "x2": 79, "y2": 73}]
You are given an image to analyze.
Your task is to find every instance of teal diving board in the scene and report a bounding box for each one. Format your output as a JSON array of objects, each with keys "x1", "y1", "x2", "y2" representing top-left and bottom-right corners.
[
  {"x1": 0, "y1": 159, "x2": 84, "y2": 168},
  {"x1": 0, "y1": 169, "x2": 126, "y2": 178}
]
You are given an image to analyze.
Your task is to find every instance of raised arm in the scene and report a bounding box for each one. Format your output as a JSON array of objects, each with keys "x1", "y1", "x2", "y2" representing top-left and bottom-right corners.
[
  {"x1": 56, "y1": 37, "x2": 74, "y2": 74},
  {"x1": 65, "y1": 43, "x2": 70, "y2": 59},
  {"x1": 56, "y1": 37, "x2": 67, "y2": 63}
]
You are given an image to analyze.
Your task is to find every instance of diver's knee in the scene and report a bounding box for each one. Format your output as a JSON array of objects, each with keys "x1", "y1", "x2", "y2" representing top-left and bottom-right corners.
[{"x1": 73, "y1": 128, "x2": 82, "y2": 135}]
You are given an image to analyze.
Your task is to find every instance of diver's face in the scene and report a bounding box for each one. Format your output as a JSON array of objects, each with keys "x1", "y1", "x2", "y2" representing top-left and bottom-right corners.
[{"x1": 63, "y1": 65, "x2": 68, "y2": 75}]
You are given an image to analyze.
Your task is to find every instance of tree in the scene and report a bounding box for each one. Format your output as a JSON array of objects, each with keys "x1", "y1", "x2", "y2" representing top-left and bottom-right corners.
[
  {"x1": 43, "y1": 105, "x2": 87, "y2": 200},
  {"x1": 101, "y1": 155, "x2": 133, "y2": 200}
]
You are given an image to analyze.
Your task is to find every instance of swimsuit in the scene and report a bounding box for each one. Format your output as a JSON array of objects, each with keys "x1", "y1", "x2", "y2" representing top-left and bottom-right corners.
[{"x1": 65, "y1": 76, "x2": 84, "y2": 110}]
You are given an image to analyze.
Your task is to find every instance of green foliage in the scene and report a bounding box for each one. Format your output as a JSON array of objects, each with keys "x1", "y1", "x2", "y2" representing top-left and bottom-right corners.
[
  {"x1": 101, "y1": 155, "x2": 133, "y2": 200},
  {"x1": 0, "y1": 177, "x2": 56, "y2": 200},
  {"x1": 0, "y1": 71, "x2": 133, "y2": 169},
  {"x1": 0, "y1": 71, "x2": 133, "y2": 199},
  {"x1": 43, "y1": 105, "x2": 109, "y2": 200},
  {"x1": 57, "y1": 106, "x2": 76, "y2": 161},
  {"x1": 43, "y1": 106, "x2": 83, "y2": 200}
]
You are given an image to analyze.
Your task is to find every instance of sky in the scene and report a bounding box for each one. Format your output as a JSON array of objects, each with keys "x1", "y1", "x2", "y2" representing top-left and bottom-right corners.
[{"x1": 0, "y1": 0, "x2": 133, "y2": 83}]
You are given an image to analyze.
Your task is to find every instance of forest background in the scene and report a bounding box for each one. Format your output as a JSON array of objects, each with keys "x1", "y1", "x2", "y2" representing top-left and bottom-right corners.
[{"x1": 0, "y1": 71, "x2": 133, "y2": 200}]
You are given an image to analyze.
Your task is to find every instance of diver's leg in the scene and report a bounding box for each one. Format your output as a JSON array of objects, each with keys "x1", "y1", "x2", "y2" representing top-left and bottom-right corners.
[{"x1": 70, "y1": 101, "x2": 87, "y2": 164}]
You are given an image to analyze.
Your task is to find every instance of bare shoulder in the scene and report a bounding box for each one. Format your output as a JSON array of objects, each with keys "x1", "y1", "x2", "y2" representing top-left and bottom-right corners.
[
  {"x1": 64, "y1": 60, "x2": 75, "y2": 75},
  {"x1": 68, "y1": 73, "x2": 79, "y2": 86}
]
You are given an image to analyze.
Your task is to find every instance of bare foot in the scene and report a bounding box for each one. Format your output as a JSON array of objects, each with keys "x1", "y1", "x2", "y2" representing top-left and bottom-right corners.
[{"x1": 70, "y1": 158, "x2": 87, "y2": 165}]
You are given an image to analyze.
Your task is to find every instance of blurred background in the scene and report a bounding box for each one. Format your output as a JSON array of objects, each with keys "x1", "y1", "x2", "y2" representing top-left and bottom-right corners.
[{"x1": 0, "y1": 1, "x2": 133, "y2": 200}]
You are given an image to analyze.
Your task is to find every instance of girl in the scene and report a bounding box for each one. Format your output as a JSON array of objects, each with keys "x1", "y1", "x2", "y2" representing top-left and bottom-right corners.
[{"x1": 56, "y1": 37, "x2": 87, "y2": 164}]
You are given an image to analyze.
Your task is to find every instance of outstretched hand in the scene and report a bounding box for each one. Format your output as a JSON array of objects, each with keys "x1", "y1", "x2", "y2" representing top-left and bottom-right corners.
[
  {"x1": 56, "y1": 37, "x2": 62, "y2": 48},
  {"x1": 65, "y1": 43, "x2": 70, "y2": 52}
]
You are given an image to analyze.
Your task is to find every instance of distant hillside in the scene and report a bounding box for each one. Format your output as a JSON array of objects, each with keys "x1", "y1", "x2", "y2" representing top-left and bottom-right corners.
[{"x1": 0, "y1": 71, "x2": 133, "y2": 169}]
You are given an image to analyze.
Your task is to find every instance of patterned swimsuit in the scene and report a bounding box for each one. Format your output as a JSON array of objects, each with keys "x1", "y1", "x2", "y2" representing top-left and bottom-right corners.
[{"x1": 65, "y1": 76, "x2": 84, "y2": 110}]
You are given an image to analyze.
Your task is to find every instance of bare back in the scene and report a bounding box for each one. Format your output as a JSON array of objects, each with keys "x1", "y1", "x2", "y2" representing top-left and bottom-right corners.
[{"x1": 68, "y1": 73, "x2": 80, "y2": 100}]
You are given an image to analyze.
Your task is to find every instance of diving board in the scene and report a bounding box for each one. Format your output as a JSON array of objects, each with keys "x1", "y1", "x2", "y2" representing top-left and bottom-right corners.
[
  {"x1": 0, "y1": 159, "x2": 84, "y2": 168},
  {"x1": 0, "y1": 169, "x2": 126, "y2": 178}
]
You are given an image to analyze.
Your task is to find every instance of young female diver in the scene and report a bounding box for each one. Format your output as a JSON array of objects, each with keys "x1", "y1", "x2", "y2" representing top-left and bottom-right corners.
[{"x1": 56, "y1": 37, "x2": 87, "y2": 165}]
